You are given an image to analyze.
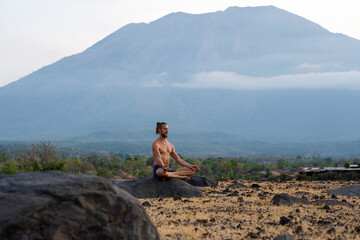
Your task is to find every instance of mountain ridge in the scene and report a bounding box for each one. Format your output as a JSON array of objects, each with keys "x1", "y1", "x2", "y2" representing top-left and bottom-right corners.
[{"x1": 1, "y1": 6, "x2": 360, "y2": 151}]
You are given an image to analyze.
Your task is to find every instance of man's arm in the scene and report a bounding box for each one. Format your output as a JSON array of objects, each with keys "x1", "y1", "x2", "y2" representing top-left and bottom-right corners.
[{"x1": 170, "y1": 145, "x2": 200, "y2": 171}]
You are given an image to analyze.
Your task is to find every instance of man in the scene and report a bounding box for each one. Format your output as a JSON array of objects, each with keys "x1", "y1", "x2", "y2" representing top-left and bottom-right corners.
[{"x1": 152, "y1": 122, "x2": 200, "y2": 181}]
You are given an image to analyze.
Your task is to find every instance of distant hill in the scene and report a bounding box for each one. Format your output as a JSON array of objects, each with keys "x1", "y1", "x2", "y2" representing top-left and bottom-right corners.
[{"x1": 1, "y1": 6, "x2": 360, "y2": 155}]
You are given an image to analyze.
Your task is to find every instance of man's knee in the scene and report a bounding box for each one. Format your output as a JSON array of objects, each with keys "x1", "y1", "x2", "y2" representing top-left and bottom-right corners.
[{"x1": 156, "y1": 168, "x2": 166, "y2": 177}]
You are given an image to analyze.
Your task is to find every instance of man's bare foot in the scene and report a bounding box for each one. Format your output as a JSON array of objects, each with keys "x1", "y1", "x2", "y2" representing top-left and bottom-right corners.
[{"x1": 180, "y1": 176, "x2": 190, "y2": 181}]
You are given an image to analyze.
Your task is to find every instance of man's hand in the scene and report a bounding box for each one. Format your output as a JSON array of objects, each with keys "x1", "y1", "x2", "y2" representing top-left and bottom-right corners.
[
  {"x1": 190, "y1": 165, "x2": 200, "y2": 172},
  {"x1": 163, "y1": 166, "x2": 170, "y2": 172}
]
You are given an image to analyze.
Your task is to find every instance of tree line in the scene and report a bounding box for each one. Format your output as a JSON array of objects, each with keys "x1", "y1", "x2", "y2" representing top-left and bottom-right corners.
[{"x1": 0, "y1": 140, "x2": 357, "y2": 180}]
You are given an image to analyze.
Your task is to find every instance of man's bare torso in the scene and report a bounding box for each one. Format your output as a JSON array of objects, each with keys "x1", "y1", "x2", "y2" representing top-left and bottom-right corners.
[{"x1": 152, "y1": 139, "x2": 173, "y2": 166}]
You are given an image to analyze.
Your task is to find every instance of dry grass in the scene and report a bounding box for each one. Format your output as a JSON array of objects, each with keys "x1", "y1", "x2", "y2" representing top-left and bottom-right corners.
[{"x1": 141, "y1": 180, "x2": 360, "y2": 240}]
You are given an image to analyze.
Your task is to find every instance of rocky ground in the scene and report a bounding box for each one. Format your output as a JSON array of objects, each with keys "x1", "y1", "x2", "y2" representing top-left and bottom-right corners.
[{"x1": 140, "y1": 180, "x2": 360, "y2": 240}]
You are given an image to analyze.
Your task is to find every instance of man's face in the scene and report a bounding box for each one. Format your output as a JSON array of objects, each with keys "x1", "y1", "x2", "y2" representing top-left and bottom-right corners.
[{"x1": 160, "y1": 124, "x2": 168, "y2": 138}]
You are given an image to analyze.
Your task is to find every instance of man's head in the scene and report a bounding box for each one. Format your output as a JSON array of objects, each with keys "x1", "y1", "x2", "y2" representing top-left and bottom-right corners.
[{"x1": 156, "y1": 122, "x2": 168, "y2": 138}]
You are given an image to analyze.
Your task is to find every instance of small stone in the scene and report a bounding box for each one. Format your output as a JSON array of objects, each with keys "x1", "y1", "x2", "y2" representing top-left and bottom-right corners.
[
  {"x1": 221, "y1": 188, "x2": 231, "y2": 194},
  {"x1": 330, "y1": 194, "x2": 338, "y2": 199},
  {"x1": 258, "y1": 192, "x2": 265, "y2": 198},
  {"x1": 238, "y1": 197, "x2": 244, "y2": 202},
  {"x1": 196, "y1": 219, "x2": 208, "y2": 224},
  {"x1": 280, "y1": 216, "x2": 291, "y2": 225},
  {"x1": 251, "y1": 184, "x2": 261, "y2": 189},
  {"x1": 142, "y1": 201, "x2": 151, "y2": 207},
  {"x1": 248, "y1": 232, "x2": 259, "y2": 238},
  {"x1": 323, "y1": 205, "x2": 330, "y2": 210},
  {"x1": 202, "y1": 232, "x2": 211, "y2": 237},
  {"x1": 173, "y1": 197, "x2": 182, "y2": 201},
  {"x1": 294, "y1": 226, "x2": 303, "y2": 234},
  {"x1": 327, "y1": 227, "x2": 336, "y2": 234},
  {"x1": 227, "y1": 191, "x2": 239, "y2": 197}
]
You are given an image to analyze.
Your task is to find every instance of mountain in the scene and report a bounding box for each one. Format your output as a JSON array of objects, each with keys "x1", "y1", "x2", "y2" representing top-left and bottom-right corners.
[{"x1": 1, "y1": 6, "x2": 360, "y2": 153}]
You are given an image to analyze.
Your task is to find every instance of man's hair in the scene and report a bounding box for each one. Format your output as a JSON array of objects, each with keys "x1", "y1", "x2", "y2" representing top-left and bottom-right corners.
[{"x1": 156, "y1": 122, "x2": 167, "y2": 134}]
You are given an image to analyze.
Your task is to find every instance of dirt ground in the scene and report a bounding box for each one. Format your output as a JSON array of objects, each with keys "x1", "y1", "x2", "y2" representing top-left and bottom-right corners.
[{"x1": 141, "y1": 180, "x2": 360, "y2": 240}]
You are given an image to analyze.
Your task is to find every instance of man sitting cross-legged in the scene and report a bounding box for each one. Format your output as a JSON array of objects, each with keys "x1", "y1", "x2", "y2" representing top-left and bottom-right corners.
[{"x1": 152, "y1": 122, "x2": 200, "y2": 181}]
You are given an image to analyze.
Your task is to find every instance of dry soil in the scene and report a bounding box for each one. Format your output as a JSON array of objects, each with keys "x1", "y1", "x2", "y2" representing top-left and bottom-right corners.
[{"x1": 141, "y1": 180, "x2": 360, "y2": 240}]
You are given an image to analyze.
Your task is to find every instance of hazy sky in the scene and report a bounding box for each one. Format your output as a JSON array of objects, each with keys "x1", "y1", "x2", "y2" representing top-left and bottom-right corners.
[{"x1": 1, "y1": 0, "x2": 359, "y2": 87}]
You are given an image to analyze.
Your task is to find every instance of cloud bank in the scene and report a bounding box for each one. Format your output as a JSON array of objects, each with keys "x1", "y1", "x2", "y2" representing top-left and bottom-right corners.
[{"x1": 173, "y1": 71, "x2": 360, "y2": 90}]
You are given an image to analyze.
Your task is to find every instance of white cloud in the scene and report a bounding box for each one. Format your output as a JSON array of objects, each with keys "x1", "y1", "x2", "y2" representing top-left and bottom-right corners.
[
  {"x1": 297, "y1": 63, "x2": 321, "y2": 70},
  {"x1": 143, "y1": 80, "x2": 164, "y2": 87},
  {"x1": 173, "y1": 71, "x2": 360, "y2": 90}
]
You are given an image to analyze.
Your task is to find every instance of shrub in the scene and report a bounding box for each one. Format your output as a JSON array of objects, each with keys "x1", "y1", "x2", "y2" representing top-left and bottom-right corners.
[
  {"x1": 1, "y1": 159, "x2": 18, "y2": 174},
  {"x1": 96, "y1": 167, "x2": 114, "y2": 179}
]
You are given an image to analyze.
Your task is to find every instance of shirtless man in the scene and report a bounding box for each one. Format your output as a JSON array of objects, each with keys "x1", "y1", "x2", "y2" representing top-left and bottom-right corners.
[{"x1": 152, "y1": 122, "x2": 200, "y2": 180}]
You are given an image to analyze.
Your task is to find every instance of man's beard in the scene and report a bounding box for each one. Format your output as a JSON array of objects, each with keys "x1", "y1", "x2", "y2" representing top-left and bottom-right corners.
[{"x1": 161, "y1": 133, "x2": 168, "y2": 138}]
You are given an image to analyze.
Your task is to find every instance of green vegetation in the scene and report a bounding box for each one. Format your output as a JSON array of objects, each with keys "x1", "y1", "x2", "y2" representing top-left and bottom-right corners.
[{"x1": 1, "y1": 140, "x2": 359, "y2": 181}]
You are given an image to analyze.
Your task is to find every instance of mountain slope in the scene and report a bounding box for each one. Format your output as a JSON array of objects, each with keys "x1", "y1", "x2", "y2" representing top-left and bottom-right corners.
[{"x1": 1, "y1": 6, "x2": 360, "y2": 145}]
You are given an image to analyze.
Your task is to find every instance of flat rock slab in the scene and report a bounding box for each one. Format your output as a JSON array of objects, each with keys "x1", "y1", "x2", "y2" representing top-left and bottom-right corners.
[
  {"x1": 272, "y1": 193, "x2": 353, "y2": 207},
  {"x1": 328, "y1": 185, "x2": 360, "y2": 197},
  {"x1": 110, "y1": 176, "x2": 204, "y2": 198},
  {"x1": 0, "y1": 171, "x2": 159, "y2": 240}
]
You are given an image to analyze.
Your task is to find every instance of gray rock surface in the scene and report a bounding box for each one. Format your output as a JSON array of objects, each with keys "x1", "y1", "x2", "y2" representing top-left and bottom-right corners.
[
  {"x1": 274, "y1": 234, "x2": 294, "y2": 240},
  {"x1": 0, "y1": 171, "x2": 159, "y2": 240},
  {"x1": 272, "y1": 193, "x2": 353, "y2": 207},
  {"x1": 272, "y1": 193, "x2": 309, "y2": 206},
  {"x1": 110, "y1": 176, "x2": 204, "y2": 198},
  {"x1": 187, "y1": 176, "x2": 217, "y2": 187},
  {"x1": 228, "y1": 180, "x2": 247, "y2": 189},
  {"x1": 328, "y1": 185, "x2": 360, "y2": 197},
  {"x1": 312, "y1": 199, "x2": 353, "y2": 207}
]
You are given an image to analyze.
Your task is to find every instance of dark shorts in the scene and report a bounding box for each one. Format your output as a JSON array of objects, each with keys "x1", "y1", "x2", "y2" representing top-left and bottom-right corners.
[{"x1": 153, "y1": 165, "x2": 176, "y2": 177}]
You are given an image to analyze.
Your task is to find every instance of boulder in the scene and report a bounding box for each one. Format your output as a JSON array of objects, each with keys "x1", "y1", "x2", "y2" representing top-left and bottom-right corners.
[
  {"x1": 0, "y1": 171, "x2": 159, "y2": 240},
  {"x1": 187, "y1": 176, "x2": 217, "y2": 187},
  {"x1": 328, "y1": 185, "x2": 360, "y2": 197},
  {"x1": 110, "y1": 176, "x2": 204, "y2": 198},
  {"x1": 272, "y1": 193, "x2": 310, "y2": 206}
]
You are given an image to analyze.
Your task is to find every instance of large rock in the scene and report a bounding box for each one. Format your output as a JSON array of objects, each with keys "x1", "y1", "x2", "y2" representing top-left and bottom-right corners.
[
  {"x1": 110, "y1": 176, "x2": 204, "y2": 198},
  {"x1": 187, "y1": 176, "x2": 217, "y2": 187},
  {"x1": 328, "y1": 185, "x2": 360, "y2": 197},
  {"x1": 228, "y1": 180, "x2": 247, "y2": 189},
  {"x1": 272, "y1": 193, "x2": 310, "y2": 206},
  {"x1": 0, "y1": 171, "x2": 159, "y2": 240}
]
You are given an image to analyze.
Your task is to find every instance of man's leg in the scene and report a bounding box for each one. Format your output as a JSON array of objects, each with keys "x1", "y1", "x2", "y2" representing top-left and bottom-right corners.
[
  {"x1": 172, "y1": 168, "x2": 195, "y2": 177},
  {"x1": 156, "y1": 168, "x2": 192, "y2": 181}
]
